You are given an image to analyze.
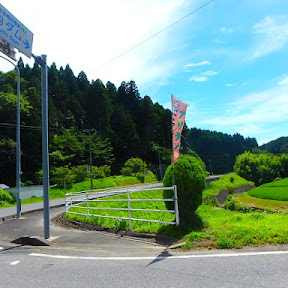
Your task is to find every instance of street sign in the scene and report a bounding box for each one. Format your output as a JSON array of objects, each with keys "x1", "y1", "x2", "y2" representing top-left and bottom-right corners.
[{"x1": 0, "y1": 3, "x2": 33, "y2": 58}]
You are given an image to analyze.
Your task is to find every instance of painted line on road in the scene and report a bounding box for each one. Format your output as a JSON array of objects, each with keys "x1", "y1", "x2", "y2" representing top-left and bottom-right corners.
[
  {"x1": 30, "y1": 250, "x2": 288, "y2": 261},
  {"x1": 10, "y1": 261, "x2": 20, "y2": 265}
]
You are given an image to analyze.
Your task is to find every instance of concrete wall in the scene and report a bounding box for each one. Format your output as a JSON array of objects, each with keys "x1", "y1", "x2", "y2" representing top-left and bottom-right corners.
[{"x1": 7, "y1": 185, "x2": 43, "y2": 200}]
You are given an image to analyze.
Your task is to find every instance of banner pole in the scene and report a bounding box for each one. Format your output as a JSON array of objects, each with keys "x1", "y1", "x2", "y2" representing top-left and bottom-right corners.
[{"x1": 171, "y1": 94, "x2": 175, "y2": 186}]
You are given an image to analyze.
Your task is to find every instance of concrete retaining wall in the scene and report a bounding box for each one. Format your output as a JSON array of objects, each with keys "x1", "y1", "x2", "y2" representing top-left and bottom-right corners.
[
  {"x1": 7, "y1": 185, "x2": 43, "y2": 200},
  {"x1": 214, "y1": 184, "x2": 255, "y2": 206}
]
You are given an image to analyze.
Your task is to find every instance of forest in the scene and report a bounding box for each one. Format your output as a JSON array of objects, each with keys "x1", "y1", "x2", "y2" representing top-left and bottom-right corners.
[{"x1": 0, "y1": 58, "x2": 258, "y2": 186}]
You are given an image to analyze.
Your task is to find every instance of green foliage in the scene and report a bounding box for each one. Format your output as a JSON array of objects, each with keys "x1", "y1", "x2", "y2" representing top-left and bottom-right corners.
[
  {"x1": 184, "y1": 205, "x2": 288, "y2": 249},
  {"x1": 0, "y1": 61, "x2": 259, "y2": 185},
  {"x1": 163, "y1": 155, "x2": 207, "y2": 227},
  {"x1": 50, "y1": 165, "x2": 112, "y2": 188},
  {"x1": 182, "y1": 129, "x2": 258, "y2": 174},
  {"x1": 224, "y1": 195, "x2": 253, "y2": 213},
  {"x1": 234, "y1": 151, "x2": 282, "y2": 186},
  {"x1": 280, "y1": 154, "x2": 288, "y2": 178},
  {"x1": 260, "y1": 136, "x2": 288, "y2": 154},
  {"x1": 121, "y1": 158, "x2": 147, "y2": 176},
  {"x1": 0, "y1": 189, "x2": 15, "y2": 204},
  {"x1": 0, "y1": 137, "x2": 17, "y2": 186}
]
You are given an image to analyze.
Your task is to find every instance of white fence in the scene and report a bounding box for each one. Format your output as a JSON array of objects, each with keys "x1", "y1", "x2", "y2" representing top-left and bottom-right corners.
[{"x1": 65, "y1": 185, "x2": 179, "y2": 230}]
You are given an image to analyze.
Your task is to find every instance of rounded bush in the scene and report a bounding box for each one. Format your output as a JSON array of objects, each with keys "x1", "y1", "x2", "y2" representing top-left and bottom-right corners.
[{"x1": 163, "y1": 155, "x2": 206, "y2": 227}]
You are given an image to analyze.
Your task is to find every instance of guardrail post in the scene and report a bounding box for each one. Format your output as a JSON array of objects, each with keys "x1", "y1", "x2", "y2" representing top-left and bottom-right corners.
[
  {"x1": 127, "y1": 189, "x2": 132, "y2": 231},
  {"x1": 65, "y1": 193, "x2": 68, "y2": 213},
  {"x1": 173, "y1": 185, "x2": 180, "y2": 226},
  {"x1": 86, "y1": 191, "x2": 90, "y2": 219}
]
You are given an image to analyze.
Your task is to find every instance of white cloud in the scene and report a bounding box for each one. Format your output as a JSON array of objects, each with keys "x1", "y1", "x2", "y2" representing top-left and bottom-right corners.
[
  {"x1": 202, "y1": 70, "x2": 218, "y2": 76},
  {"x1": 226, "y1": 83, "x2": 237, "y2": 87},
  {"x1": 278, "y1": 74, "x2": 288, "y2": 86},
  {"x1": 0, "y1": 0, "x2": 195, "y2": 87},
  {"x1": 184, "y1": 60, "x2": 211, "y2": 68},
  {"x1": 189, "y1": 76, "x2": 208, "y2": 82},
  {"x1": 252, "y1": 15, "x2": 288, "y2": 58},
  {"x1": 199, "y1": 85, "x2": 288, "y2": 141},
  {"x1": 219, "y1": 27, "x2": 234, "y2": 33}
]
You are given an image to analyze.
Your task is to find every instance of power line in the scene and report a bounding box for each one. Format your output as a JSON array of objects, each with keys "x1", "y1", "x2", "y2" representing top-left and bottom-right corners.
[{"x1": 97, "y1": 0, "x2": 214, "y2": 69}]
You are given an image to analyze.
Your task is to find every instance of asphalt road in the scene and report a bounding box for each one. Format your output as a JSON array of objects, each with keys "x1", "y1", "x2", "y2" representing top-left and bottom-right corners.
[
  {"x1": 1, "y1": 246, "x2": 288, "y2": 287},
  {"x1": 1, "y1": 187, "x2": 288, "y2": 287}
]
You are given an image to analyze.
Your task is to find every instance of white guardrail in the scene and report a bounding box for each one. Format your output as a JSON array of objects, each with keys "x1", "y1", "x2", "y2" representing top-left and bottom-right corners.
[{"x1": 65, "y1": 184, "x2": 179, "y2": 230}]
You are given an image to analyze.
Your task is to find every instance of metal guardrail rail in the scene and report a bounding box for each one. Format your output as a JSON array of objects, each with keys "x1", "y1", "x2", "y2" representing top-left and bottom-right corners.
[{"x1": 65, "y1": 185, "x2": 179, "y2": 230}]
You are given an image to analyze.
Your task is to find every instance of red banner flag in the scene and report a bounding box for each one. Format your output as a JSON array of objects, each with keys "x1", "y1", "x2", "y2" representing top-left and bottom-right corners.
[{"x1": 172, "y1": 95, "x2": 188, "y2": 163}]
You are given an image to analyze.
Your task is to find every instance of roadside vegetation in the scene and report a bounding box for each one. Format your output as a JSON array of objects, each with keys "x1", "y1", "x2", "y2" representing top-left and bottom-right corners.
[
  {"x1": 2, "y1": 152, "x2": 288, "y2": 250},
  {"x1": 0, "y1": 172, "x2": 157, "y2": 208},
  {"x1": 203, "y1": 173, "x2": 254, "y2": 198}
]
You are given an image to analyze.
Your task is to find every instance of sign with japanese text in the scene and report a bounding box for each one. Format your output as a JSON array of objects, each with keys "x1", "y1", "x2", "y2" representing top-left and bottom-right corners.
[
  {"x1": 172, "y1": 95, "x2": 187, "y2": 163},
  {"x1": 0, "y1": 3, "x2": 33, "y2": 58}
]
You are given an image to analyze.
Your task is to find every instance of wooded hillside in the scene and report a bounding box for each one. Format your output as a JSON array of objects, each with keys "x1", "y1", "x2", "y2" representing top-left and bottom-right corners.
[{"x1": 0, "y1": 58, "x2": 258, "y2": 185}]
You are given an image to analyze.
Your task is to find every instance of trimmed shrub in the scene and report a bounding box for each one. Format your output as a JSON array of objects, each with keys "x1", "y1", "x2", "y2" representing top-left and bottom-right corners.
[{"x1": 163, "y1": 155, "x2": 207, "y2": 227}]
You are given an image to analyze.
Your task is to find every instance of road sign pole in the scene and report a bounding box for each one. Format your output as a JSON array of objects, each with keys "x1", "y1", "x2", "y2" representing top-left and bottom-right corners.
[
  {"x1": 41, "y1": 55, "x2": 50, "y2": 239},
  {"x1": 16, "y1": 64, "x2": 21, "y2": 219},
  {"x1": 33, "y1": 54, "x2": 50, "y2": 239}
]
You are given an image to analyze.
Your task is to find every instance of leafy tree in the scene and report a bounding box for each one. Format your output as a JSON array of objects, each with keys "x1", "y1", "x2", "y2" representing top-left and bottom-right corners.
[
  {"x1": 121, "y1": 157, "x2": 147, "y2": 176},
  {"x1": 0, "y1": 138, "x2": 17, "y2": 186},
  {"x1": 163, "y1": 155, "x2": 207, "y2": 227},
  {"x1": 234, "y1": 151, "x2": 282, "y2": 186}
]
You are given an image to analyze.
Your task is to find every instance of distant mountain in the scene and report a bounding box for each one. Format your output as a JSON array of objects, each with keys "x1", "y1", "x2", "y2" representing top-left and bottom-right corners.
[{"x1": 260, "y1": 137, "x2": 288, "y2": 154}]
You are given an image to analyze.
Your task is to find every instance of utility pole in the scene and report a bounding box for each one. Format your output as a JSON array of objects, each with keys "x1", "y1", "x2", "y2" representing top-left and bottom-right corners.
[
  {"x1": 0, "y1": 55, "x2": 21, "y2": 219},
  {"x1": 84, "y1": 129, "x2": 94, "y2": 190}
]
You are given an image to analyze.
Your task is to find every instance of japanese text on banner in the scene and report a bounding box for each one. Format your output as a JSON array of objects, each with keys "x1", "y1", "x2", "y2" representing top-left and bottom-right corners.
[{"x1": 172, "y1": 96, "x2": 188, "y2": 163}]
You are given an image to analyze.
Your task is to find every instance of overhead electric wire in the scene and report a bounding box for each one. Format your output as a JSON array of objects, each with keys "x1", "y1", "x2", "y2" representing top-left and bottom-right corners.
[{"x1": 97, "y1": 0, "x2": 214, "y2": 69}]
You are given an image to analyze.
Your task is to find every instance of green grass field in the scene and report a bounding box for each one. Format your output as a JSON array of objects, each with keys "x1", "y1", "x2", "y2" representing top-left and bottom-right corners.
[
  {"x1": 64, "y1": 189, "x2": 175, "y2": 233},
  {"x1": 248, "y1": 178, "x2": 288, "y2": 201}
]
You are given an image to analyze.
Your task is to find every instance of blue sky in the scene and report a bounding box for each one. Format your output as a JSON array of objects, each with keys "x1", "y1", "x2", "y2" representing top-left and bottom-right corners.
[{"x1": 1, "y1": 0, "x2": 288, "y2": 145}]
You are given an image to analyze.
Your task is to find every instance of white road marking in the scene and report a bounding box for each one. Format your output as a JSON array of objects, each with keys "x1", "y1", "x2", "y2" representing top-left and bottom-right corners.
[
  {"x1": 10, "y1": 261, "x2": 20, "y2": 265},
  {"x1": 30, "y1": 250, "x2": 288, "y2": 261}
]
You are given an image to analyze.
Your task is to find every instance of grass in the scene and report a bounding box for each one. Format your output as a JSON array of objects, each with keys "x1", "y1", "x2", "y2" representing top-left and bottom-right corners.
[
  {"x1": 0, "y1": 174, "x2": 158, "y2": 208},
  {"x1": 64, "y1": 189, "x2": 175, "y2": 234},
  {"x1": 203, "y1": 173, "x2": 254, "y2": 198},
  {"x1": 184, "y1": 205, "x2": 288, "y2": 249},
  {"x1": 65, "y1": 173, "x2": 288, "y2": 249},
  {"x1": 247, "y1": 178, "x2": 288, "y2": 201},
  {"x1": 236, "y1": 193, "x2": 288, "y2": 213}
]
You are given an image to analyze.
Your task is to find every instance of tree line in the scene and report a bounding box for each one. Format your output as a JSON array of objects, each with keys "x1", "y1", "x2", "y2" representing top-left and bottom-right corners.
[{"x1": 0, "y1": 58, "x2": 258, "y2": 186}]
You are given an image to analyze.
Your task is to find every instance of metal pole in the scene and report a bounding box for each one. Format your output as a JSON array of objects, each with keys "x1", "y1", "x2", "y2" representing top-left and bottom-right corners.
[
  {"x1": 38, "y1": 54, "x2": 50, "y2": 239},
  {"x1": 127, "y1": 189, "x2": 132, "y2": 231},
  {"x1": 0, "y1": 55, "x2": 21, "y2": 218},
  {"x1": 173, "y1": 185, "x2": 179, "y2": 226},
  {"x1": 16, "y1": 66, "x2": 21, "y2": 219}
]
